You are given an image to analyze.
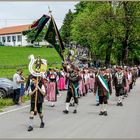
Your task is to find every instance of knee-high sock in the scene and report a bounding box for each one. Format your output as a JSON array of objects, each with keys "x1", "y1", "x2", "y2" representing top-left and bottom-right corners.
[
  {"x1": 118, "y1": 96, "x2": 122, "y2": 103},
  {"x1": 29, "y1": 117, "x2": 34, "y2": 127},
  {"x1": 75, "y1": 103, "x2": 78, "y2": 110},
  {"x1": 118, "y1": 96, "x2": 121, "y2": 103},
  {"x1": 66, "y1": 103, "x2": 69, "y2": 111},
  {"x1": 104, "y1": 104, "x2": 107, "y2": 112},
  {"x1": 100, "y1": 104, "x2": 104, "y2": 112}
]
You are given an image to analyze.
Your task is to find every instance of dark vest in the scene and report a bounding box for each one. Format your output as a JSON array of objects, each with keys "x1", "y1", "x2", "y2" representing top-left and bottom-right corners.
[{"x1": 30, "y1": 82, "x2": 44, "y2": 104}]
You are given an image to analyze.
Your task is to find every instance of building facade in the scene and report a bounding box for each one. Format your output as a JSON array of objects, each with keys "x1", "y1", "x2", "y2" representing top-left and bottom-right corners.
[{"x1": 0, "y1": 24, "x2": 46, "y2": 46}]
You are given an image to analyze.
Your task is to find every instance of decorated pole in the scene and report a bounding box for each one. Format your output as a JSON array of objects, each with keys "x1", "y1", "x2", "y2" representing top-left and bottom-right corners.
[
  {"x1": 28, "y1": 54, "x2": 47, "y2": 114},
  {"x1": 48, "y1": 6, "x2": 66, "y2": 63},
  {"x1": 48, "y1": 7, "x2": 70, "y2": 74}
]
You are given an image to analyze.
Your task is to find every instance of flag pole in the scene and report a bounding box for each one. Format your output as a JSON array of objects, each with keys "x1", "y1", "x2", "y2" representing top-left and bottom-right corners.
[{"x1": 48, "y1": 6, "x2": 66, "y2": 63}]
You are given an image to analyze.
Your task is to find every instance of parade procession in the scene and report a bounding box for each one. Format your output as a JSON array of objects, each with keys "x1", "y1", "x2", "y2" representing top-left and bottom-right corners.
[
  {"x1": 0, "y1": 1, "x2": 140, "y2": 138},
  {"x1": 12, "y1": 11, "x2": 139, "y2": 132}
]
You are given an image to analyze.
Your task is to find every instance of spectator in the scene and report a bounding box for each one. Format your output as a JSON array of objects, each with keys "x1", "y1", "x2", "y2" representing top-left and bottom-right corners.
[
  {"x1": 13, "y1": 68, "x2": 24, "y2": 105},
  {"x1": 19, "y1": 70, "x2": 25, "y2": 103}
]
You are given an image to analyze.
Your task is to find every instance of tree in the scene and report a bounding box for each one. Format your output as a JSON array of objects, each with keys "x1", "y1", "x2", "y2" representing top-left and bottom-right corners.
[
  {"x1": 61, "y1": 1, "x2": 140, "y2": 65},
  {"x1": 26, "y1": 22, "x2": 47, "y2": 45},
  {"x1": 71, "y1": 2, "x2": 116, "y2": 65},
  {"x1": 60, "y1": 9, "x2": 74, "y2": 43},
  {"x1": 115, "y1": 1, "x2": 140, "y2": 65}
]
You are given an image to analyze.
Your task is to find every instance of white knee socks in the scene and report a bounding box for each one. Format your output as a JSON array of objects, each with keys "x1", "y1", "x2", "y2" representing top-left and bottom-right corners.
[{"x1": 66, "y1": 103, "x2": 69, "y2": 111}]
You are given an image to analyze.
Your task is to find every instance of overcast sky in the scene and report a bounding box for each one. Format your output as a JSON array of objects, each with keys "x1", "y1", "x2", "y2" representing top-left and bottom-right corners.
[{"x1": 0, "y1": 1, "x2": 79, "y2": 29}]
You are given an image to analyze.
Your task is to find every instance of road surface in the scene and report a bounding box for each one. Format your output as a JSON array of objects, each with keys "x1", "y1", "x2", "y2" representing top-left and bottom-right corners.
[{"x1": 0, "y1": 79, "x2": 140, "y2": 138}]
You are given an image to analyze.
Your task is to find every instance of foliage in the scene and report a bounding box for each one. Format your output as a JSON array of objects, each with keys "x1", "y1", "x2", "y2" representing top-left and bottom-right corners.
[
  {"x1": 0, "y1": 95, "x2": 31, "y2": 111},
  {"x1": 0, "y1": 98, "x2": 14, "y2": 110},
  {"x1": 61, "y1": 1, "x2": 140, "y2": 65},
  {"x1": 60, "y1": 9, "x2": 74, "y2": 43},
  {"x1": 25, "y1": 22, "x2": 47, "y2": 44}
]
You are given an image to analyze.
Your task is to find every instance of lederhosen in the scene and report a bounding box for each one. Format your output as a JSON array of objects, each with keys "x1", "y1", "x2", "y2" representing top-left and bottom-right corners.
[
  {"x1": 66, "y1": 71, "x2": 79, "y2": 104},
  {"x1": 94, "y1": 74, "x2": 108, "y2": 104},
  {"x1": 113, "y1": 72, "x2": 126, "y2": 97}
]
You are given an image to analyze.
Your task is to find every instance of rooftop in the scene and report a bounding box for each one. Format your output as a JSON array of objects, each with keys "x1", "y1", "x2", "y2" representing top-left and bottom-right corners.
[{"x1": 0, "y1": 24, "x2": 31, "y2": 35}]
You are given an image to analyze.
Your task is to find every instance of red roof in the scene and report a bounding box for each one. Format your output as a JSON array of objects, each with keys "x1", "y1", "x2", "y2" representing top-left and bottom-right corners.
[{"x1": 0, "y1": 24, "x2": 31, "y2": 35}]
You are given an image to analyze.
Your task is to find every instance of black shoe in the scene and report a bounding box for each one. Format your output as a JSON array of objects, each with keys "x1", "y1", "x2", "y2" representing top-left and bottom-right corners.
[
  {"x1": 15, "y1": 102, "x2": 20, "y2": 105},
  {"x1": 104, "y1": 111, "x2": 108, "y2": 116},
  {"x1": 99, "y1": 111, "x2": 104, "y2": 115},
  {"x1": 51, "y1": 105, "x2": 55, "y2": 107},
  {"x1": 119, "y1": 102, "x2": 123, "y2": 106},
  {"x1": 116, "y1": 102, "x2": 120, "y2": 106},
  {"x1": 40, "y1": 122, "x2": 45, "y2": 128},
  {"x1": 28, "y1": 126, "x2": 33, "y2": 131},
  {"x1": 73, "y1": 110, "x2": 77, "y2": 114},
  {"x1": 63, "y1": 110, "x2": 69, "y2": 114},
  {"x1": 96, "y1": 103, "x2": 100, "y2": 106}
]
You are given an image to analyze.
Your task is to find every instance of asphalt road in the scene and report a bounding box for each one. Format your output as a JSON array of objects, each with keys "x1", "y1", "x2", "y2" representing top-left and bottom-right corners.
[{"x1": 0, "y1": 78, "x2": 140, "y2": 138}]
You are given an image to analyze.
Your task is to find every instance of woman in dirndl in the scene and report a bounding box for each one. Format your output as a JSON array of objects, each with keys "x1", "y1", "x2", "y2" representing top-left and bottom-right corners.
[
  {"x1": 58, "y1": 69, "x2": 65, "y2": 91},
  {"x1": 47, "y1": 69, "x2": 58, "y2": 107}
]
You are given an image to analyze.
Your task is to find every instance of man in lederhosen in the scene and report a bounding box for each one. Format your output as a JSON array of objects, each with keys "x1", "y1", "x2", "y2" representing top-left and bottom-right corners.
[
  {"x1": 28, "y1": 76, "x2": 45, "y2": 131},
  {"x1": 113, "y1": 67, "x2": 126, "y2": 106},
  {"x1": 63, "y1": 65, "x2": 80, "y2": 114},
  {"x1": 94, "y1": 68, "x2": 110, "y2": 116}
]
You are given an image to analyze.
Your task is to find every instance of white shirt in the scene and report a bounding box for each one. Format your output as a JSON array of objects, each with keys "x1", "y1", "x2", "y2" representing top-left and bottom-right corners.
[
  {"x1": 13, "y1": 73, "x2": 21, "y2": 89},
  {"x1": 29, "y1": 84, "x2": 45, "y2": 94}
]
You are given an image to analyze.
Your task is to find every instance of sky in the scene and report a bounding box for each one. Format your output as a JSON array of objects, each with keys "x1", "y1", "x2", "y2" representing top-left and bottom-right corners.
[{"x1": 0, "y1": 1, "x2": 79, "y2": 29}]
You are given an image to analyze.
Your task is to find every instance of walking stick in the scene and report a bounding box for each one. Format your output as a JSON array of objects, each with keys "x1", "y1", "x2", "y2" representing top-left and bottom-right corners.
[{"x1": 34, "y1": 77, "x2": 38, "y2": 115}]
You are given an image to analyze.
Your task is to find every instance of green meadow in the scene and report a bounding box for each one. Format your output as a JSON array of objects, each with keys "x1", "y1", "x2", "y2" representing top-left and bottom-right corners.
[{"x1": 0, "y1": 46, "x2": 61, "y2": 79}]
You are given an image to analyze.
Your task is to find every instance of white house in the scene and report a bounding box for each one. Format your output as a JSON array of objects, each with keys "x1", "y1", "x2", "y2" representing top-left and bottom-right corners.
[{"x1": 0, "y1": 24, "x2": 47, "y2": 46}]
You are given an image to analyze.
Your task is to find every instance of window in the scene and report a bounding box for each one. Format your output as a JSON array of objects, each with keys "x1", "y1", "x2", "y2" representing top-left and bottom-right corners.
[
  {"x1": 17, "y1": 35, "x2": 22, "y2": 42},
  {"x1": 2, "y1": 37, "x2": 6, "y2": 42},
  {"x1": 7, "y1": 36, "x2": 11, "y2": 42},
  {"x1": 12, "y1": 36, "x2": 16, "y2": 42}
]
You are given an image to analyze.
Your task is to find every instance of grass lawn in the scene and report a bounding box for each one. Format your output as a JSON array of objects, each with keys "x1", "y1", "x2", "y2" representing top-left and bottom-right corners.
[
  {"x1": 0, "y1": 95, "x2": 31, "y2": 111},
  {"x1": 0, "y1": 46, "x2": 62, "y2": 78},
  {"x1": 0, "y1": 98, "x2": 14, "y2": 111}
]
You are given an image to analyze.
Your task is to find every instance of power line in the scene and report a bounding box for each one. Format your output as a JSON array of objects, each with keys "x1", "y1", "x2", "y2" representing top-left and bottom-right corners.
[{"x1": 0, "y1": 18, "x2": 63, "y2": 21}]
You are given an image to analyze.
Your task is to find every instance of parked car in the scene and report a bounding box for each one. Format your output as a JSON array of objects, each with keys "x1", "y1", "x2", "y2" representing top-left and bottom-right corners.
[
  {"x1": 33, "y1": 44, "x2": 41, "y2": 48},
  {"x1": 0, "y1": 78, "x2": 14, "y2": 99}
]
